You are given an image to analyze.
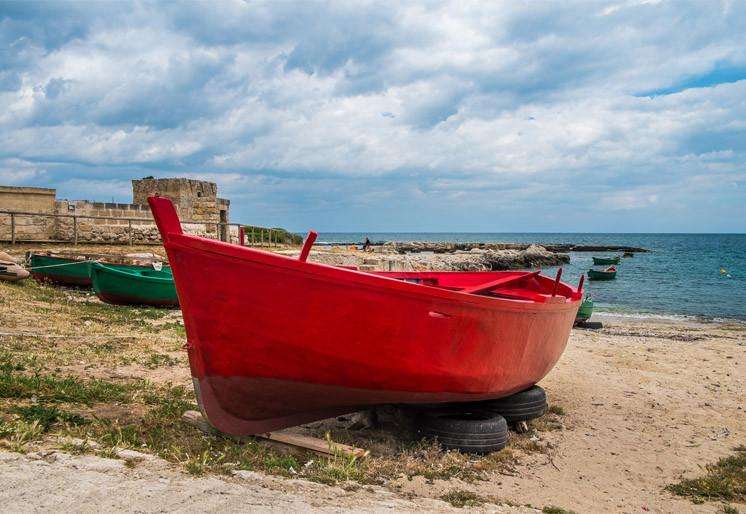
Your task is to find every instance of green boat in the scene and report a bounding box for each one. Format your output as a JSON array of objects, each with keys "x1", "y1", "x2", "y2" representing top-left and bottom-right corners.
[
  {"x1": 592, "y1": 256, "x2": 620, "y2": 265},
  {"x1": 587, "y1": 266, "x2": 617, "y2": 281},
  {"x1": 29, "y1": 253, "x2": 96, "y2": 286},
  {"x1": 90, "y1": 263, "x2": 178, "y2": 307},
  {"x1": 28, "y1": 252, "x2": 169, "y2": 288},
  {"x1": 574, "y1": 296, "x2": 594, "y2": 324}
]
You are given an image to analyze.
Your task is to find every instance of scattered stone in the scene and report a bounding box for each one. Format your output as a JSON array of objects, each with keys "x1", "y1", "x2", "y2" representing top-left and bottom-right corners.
[
  {"x1": 116, "y1": 449, "x2": 156, "y2": 461},
  {"x1": 231, "y1": 469, "x2": 263, "y2": 480}
]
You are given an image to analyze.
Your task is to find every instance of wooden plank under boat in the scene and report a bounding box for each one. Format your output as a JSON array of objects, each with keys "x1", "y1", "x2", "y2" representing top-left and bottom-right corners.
[
  {"x1": 587, "y1": 266, "x2": 617, "y2": 280},
  {"x1": 148, "y1": 196, "x2": 584, "y2": 436},
  {"x1": 28, "y1": 252, "x2": 168, "y2": 287},
  {"x1": 592, "y1": 256, "x2": 620, "y2": 265},
  {"x1": 90, "y1": 263, "x2": 178, "y2": 307}
]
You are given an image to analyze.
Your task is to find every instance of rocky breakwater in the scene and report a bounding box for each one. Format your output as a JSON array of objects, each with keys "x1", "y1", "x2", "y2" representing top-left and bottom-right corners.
[
  {"x1": 385, "y1": 241, "x2": 648, "y2": 254},
  {"x1": 401, "y1": 244, "x2": 569, "y2": 271},
  {"x1": 284, "y1": 243, "x2": 568, "y2": 272}
]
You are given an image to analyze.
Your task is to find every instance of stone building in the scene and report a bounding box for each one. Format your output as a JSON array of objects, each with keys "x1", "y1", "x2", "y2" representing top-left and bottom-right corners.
[{"x1": 0, "y1": 178, "x2": 235, "y2": 244}]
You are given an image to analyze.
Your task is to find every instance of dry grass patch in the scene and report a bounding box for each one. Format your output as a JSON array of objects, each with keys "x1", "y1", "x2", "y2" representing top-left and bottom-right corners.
[{"x1": 666, "y1": 446, "x2": 745, "y2": 504}]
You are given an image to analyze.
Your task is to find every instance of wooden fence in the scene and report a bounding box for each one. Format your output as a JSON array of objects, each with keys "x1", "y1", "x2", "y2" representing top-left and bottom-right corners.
[{"x1": 0, "y1": 210, "x2": 291, "y2": 247}]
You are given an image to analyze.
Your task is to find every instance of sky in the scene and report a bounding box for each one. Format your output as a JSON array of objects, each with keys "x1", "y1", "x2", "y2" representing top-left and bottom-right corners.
[{"x1": 0, "y1": 0, "x2": 745, "y2": 233}]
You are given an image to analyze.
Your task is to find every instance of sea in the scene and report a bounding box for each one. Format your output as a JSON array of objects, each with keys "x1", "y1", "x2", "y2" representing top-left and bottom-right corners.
[{"x1": 318, "y1": 233, "x2": 746, "y2": 323}]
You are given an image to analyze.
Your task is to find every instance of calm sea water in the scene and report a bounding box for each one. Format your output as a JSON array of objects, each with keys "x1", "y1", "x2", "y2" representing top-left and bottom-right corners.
[{"x1": 318, "y1": 233, "x2": 746, "y2": 322}]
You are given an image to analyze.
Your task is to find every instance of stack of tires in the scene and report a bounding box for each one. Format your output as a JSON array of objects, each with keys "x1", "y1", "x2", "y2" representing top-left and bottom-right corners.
[{"x1": 411, "y1": 385, "x2": 548, "y2": 454}]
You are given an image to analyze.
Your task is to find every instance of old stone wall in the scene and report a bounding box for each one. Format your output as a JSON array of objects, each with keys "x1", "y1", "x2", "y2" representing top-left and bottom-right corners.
[
  {"x1": 0, "y1": 213, "x2": 54, "y2": 241},
  {"x1": 0, "y1": 186, "x2": 57, "y2": 240},
  {"x1": 131, "y1": 178, "x2": 228, "y2": 223},
  {"x1": 0, "y1": 186, "x2": 56, "y2": 213},
  {"x1": 1, "y1": 179, "x2": 236, "y2": 244}
]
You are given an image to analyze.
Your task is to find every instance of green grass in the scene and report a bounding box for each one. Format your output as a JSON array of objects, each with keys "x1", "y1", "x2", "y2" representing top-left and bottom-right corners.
[
  {"x1": 547, "y1": 405, "x2": 565, "y2": 416},
  {"x1": 0, "y1": 360, "x2": 139, "y2": 405},
  {"x1": 440, "y1": 490, "x2": 486, "y2": 508},
  {"x1": 666, "y1": 447, "x2": 745, "y2": 503},
  {"x1": 142, "y1": 352, "x2": 180, "y2": 369},
  {"x1": 9, "y1": 405, "x2": 88, "y2": 431}
]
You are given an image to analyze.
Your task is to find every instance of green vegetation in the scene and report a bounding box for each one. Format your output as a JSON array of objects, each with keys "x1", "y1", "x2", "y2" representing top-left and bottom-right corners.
[
  {"x1": 548, "y1": 405, "x2": 565, "y2": 416},
  {"x1": 666, "y1": 446, "x2": 745, "y2": 504},
  {"x1": 0, "y1": 353, "x2": 140, "y2": 405},
  {"x1": 10, "y1": 405, "x2": 88, "y2": 431},
  {"x1": 242, "y1": 225, "x2": 302, "y2": 245},
  {"x1": 440, "y1": 490, "x2": 486, "y2": 508}
]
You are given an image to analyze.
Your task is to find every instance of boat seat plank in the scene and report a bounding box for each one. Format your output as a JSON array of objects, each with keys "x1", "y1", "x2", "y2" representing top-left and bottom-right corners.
[{"x1": 461, "y1": 271, "x2": 540, "y2": 295}]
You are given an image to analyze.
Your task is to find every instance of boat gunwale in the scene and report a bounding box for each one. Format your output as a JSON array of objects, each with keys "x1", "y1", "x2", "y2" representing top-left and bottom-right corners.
[
  {"x1": 90, "y1": 262, "x2": 174, "y2": 284},
  {"x1": 166, "y1": 232, "x2": 581, "y2": 313}
]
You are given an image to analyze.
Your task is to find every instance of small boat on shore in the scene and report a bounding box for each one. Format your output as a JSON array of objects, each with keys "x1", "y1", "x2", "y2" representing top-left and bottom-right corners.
[
  {"x1": 574, "y1": 296, "x2": 594, "y2": 324},
  {"x1": 28, "y1": 252, "x2": 168, "y2": 287},
  {"x1": 593, "y1": 256, "x2": 620, "y2": 265},
  {"x1": 28, "y1": 253, "x2": 93, "y2": 286},
  {"x1": 148, "y1": 196, "x2": 583, "y2": 435},
  {"x1": 90, "y1": 263, "x2": 178, "y2": 307},
  {"x1": 0, "y1": 251, "x2": 29, "y2": 282},
  {"x1": 588, "y1": 266, "x2": 617, "y2": 280}
]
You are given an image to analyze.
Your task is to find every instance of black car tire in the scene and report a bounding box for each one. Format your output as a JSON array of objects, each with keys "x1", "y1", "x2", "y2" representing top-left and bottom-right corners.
[{"x1": 415, "y1": 409, "x2": 509, "y2": 453}]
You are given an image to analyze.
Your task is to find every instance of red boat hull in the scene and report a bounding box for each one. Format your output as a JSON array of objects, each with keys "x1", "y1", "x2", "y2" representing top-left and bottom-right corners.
[{"x1": 149, "y1": 197, "x2": 581, "y2": 435}]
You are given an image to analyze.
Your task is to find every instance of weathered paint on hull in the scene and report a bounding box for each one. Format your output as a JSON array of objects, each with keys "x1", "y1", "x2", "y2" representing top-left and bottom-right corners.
[{"x1": 29, "y1": 254, "x2": 92, "y2": 286}]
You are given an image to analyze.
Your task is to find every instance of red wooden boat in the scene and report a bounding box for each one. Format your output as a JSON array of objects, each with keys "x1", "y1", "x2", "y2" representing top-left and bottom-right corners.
[{"x1": 149, "y1": 197, "x2": 583, "y2": 435}]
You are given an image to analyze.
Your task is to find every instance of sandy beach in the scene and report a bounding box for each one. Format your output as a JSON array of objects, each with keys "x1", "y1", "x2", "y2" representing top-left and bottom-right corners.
[{"x1": 0, "y1": 259, "x2": 743, "y2": 513}]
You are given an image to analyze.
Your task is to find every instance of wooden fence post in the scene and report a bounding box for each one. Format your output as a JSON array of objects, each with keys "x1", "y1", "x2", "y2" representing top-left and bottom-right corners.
[
  {"x1": 128, "y1": 219, "x2": 133, "y2": 246},
  {"x1": 10, "y1": 213, "x2": 15, "y2": 245},
  {"x1": 73, "y1": 216, "x2": 78, "y2": 245}
]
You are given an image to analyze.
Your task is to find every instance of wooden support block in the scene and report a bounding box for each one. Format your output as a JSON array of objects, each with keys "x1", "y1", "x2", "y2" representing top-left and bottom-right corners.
[
  {"x1": 181, "y1": 410, "x2": 369, "y2": 459},
  {"x1": 182, "y1": 409, "x2": 219, "y2": 435},
  {"x1": 257, "y1": 430, "x2": 369, "y2": 459}
]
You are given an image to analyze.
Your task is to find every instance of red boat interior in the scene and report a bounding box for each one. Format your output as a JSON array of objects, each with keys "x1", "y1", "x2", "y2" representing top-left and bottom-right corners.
[
  {"x1": 303, "y1": 230, "x2": 582, "y2": 303},
  {"x1": 371, "y1": 270, "x2": 580, "y2": 302}
]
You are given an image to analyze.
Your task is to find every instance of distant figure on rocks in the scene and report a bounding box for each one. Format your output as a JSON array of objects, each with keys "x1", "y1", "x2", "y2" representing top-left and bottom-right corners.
[{"x1": 363, "y1": 237, "x2": 372, "y2": 251}]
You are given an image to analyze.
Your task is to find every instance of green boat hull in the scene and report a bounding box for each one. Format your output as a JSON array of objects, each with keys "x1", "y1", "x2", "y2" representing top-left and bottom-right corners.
[
  {"x1": 91, "y1": 263, "x2": 178, "y2": 307},
  {"x1": 30, "y1": 253, "x2": 168, "y2": 288},
  {"x1": 575, "y1": 297, "x2": 594, "y2": 323},
  {"x1": 587, "y1": 269, "x2": 616, "y2": 280},
  {"x1": 29, "y1": 254, "x2": 94, "y2": 286},
  {"x1": 592, "y1": 256, "x2": 620, "y2": 265}
]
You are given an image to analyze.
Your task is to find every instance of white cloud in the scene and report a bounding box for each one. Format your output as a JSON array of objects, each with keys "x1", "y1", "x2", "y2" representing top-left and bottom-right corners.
[{"x1": 0, "y1": 1, "x2": 744, "y2": 230}]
